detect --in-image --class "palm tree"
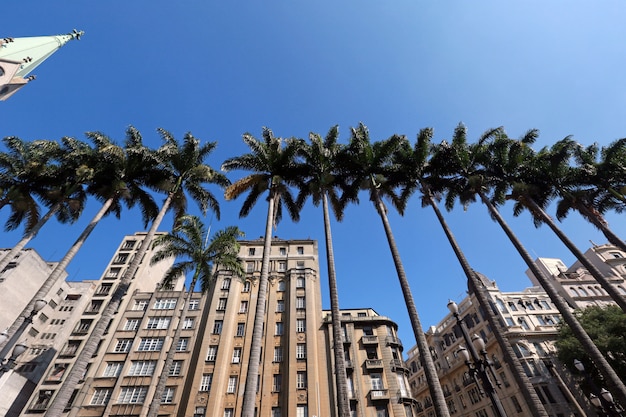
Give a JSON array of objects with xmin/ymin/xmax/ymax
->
[
  {"xmin": 340, "ymin": 123, "xmax": 450, "ymax": 417},
  {"xmin": 45, "ymin": 128, "xmax": 229, "ymax": 417},
  {"xmin": 146, "ymin": 216, "xmax": 244, "ymax": 417},
  {"xmin": 0, "ymin": 137, "xmax": 86, "ymax": 273},
  {"xmin": 429, "ymin": 124, "xmax": 626, "ymax": 408},
  {"xmin": 295, "ymin": 126, "xmax": 351, "ymax": 417},
  {"xmin": 222, "ymin": 127, "xmax": 303, "ymax": 417},
  {"xmin": 3, "ymin": 129, "xmax": 160, "ymax": 343},
  {"xmin": 395, "ymin": 127, "xmax": 549, "ymax": 416}
]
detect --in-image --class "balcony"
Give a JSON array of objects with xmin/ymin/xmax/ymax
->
[
  {"xmin": 369, "ymin": 389, "xmax": 389, "ymax": 401},
  {"xmin": 397, "ymin": 390, "xmax": 419, "ymax": 404},
  {"xmin": 361, "ymin": 335, "xmax": 378, "ymax": 345},
  {"xmin": 365, "ymin": 359, "xmax": 383, "ymax": 370},
  {"xmin": 341, "ymin": 334, "xmax": 352, "ymax": 344},
  {"xmin": 390, "ymin": 358, "xmax": 409, "ymax": 374},
  {"xmin": 386, "ymin": 335, "xmax": 403, "ymax": 349}
]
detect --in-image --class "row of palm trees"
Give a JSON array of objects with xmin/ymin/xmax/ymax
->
[{"xmin": 1, "ymin": 124, "xmax": 625, "ymax": 416}]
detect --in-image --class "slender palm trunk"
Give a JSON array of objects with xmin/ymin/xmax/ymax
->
[
  {"xmin": 372, "ymin": 192, "xmax": 450, "ymax": 417},
  {"xmin": 576, "ymin": 202, "xmax": 626, "ymax": 253},
  {"xmin": 2, "ymin": 198, "xmax": 114, "ymax": 346},
  {"xmin": 522, "ymin": 196, "xmax": 626, "ymax": 313},
  {"xmin": 0, "ymin": 202, "xmax": 61, "ymax": 273},
  {"xmin": 45, "ymin": 193, "xmax": 174, "ymax": 417},
  {"xmin": 425, "ymin": 193, "xmax": 548, "ymax": 417},
  {"xmin": 322, "ymin": 193, "xmax": 350, "ymax": 417},
  {"xmin": 241, "ymin": 189, "xmax": 275, "ymax": 417},
  {"xmin": 478, "ymin": 191, "xmax": 626, "ymax": 408},
  {"xmin": 146, "ymin": 273, "xmax": 197, "ymax": 417}
]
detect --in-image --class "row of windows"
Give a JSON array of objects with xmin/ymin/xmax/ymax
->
[
  {"xmin": 247, "ymin": 246, "xmax": 305, "ymax": 256},
  {"xmin": 102, "ymin": 360, "xmax": 184, "ymax": 378},
  {"xmin": 205, "ymin": 344, "xmax": 306, "ymax": 362},
  {"xmin": 131, "ymin": 298, "xmax": 201, "ymax": 311},
  {"xmin": 221, "ymin": 277, "xmax": 306, "ymax": 291},
  {"xmin": 91, "ymin": 386, "xmax": 175, "ymax": 405},
  {"xmin": 123, "ymin": 317, "xmax": 195, "ymax": 331},
  {"xmin": 113, "ymin": 338, "xmax": 189, "ymax": 353}
]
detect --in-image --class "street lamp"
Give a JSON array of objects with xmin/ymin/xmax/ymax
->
[
  {"xmin": 0, "ymin": 299, "xmax": 46, "ymax": 377},
  {"xmin": 448, "ymin": 300, "xmax": 508, "ymax": 417},
  {"xmin": 574, "ymin": 359, "xmax": 624, "ymax": 417}
]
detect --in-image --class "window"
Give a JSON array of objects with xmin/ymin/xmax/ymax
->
[
  {"xmin": 297, "ymin": 405, "xmax": 308, "ymax": 417},
  {"xmin": 370, "ymin": 373, "xmax": 384, "ymax": 390},
  {"xmin": 239, "ymin": 300, "xmax": 249, "ymax": 313},
  {"xmin": 113, "ymin": 253, "xmax": 129, "ymax": 264},
  {"xmin": 272, "ymin": 407, "xmax": 282, "ymax": 417},
  {"xmin": 194, "ymin": 407, "xmax": 207, "ymax": 417},
  {"xmin": 217, "ymin": 298, "xmax": 227, "ymax": 310},
  {"xmin": 118, "ymin": 386, "xmax": 147, "ymax": 404},
  {"xmin": 146, "ymin": 317, "xmax": 171, "ymax": 329},
  {"xmin": 611, "ymin": 251, "xmax": 623, "ymax": 258},
  {"xmin": 296, "ymin": 319, "xmax": 306, "ymax": 332},
  {"xmin": 296, "ymin": 277, "xmax": 305, "ymax": 288},
  {"xmin": 47, "ymin": 363, "xmax": 67, "ymax": 381},
  {"xmin": 279, "ymin": 247, "xmax": 286, "ymax": 255},
  {"xmin": 242, "ymin": 281, "xmax": 251, "ymax": 292},
  {"xmin": 161, "ymin": 387, "xmax": 175, "ymax": 403},
  {"xmin": 296, "ymin": 343, "xmax": 306, "ymax": 359},
  {"xmin": 124, "ymin": 319, "xmax": 140, "ymax": 331},
  {"xmin": 276, "ymin": 300, "xmax": 284, "ymax": 312},
  {"xmin": 213, "ymin": 320, "xmax": 223, "ymax": 334},
  {"xmin": 277, "ymin": 280, "xmax": 286, "ymax": 291},
  {"xmin": 28, "ymin": 327, "xmax": 39, "ymax": 337},
  {"xmin": 507, "ymin": 301, "xmax": 518, "ymax": 311},
  {"xmin": 129, "ymin": 361, "xmax": 156, "ymax": 376},
  {"xmin": 137, "ymin": 338, "xmax": 164, "ymax": 351},
  {"xmin": 169, "ymin": 360, "xmax": 183, "ymax": 376},
  {"xmin": 278, "ymin": 261, "xmax": 286, "ymax": 271},
  {"xmin": 518, "ymin": 317, "xmax": 530, "ymax": 330},
  {"xmin": 248, "ymin": 248, "xmax": 256, "ymax": 256},
  {"xmin": 206, "ymin": 346, "xmax": 218, "ymax": 361},
  {"xmin": 74, "ymin": 319, "xmax": 92, "ymax": 334},
  {"xmin": 227, "ymin": 376, "xmax": 237, "ymax": 393},
  {"xmin": 224, "ymin": 409, "xmax": 234, "ymax": 417},
  {"xmin": 232, "ymin": 347, "xmax": 242, "ymax": 363},
  {"xmin": 91, "ymin": 388, "xmax": 112, "ymax": 405},
  {"xmin": 221, "ymin": 278, "xmax": 231, "ymax": 289},
  {"xmin": 114, "ymin": 339, "xmax": 132, "ymax": 353},
  {"xmin": 505, "ymin": 317, "xmax": 515, "ymax": 326},
  {"xmin": 273, "ymin": 346, "xmax": 283, "ymax": 362},
  {"xmin": 154, "ymin": 299, "xmax": 176, "ymax": 309},
  {"xmin": 188, "ymin": 299, "xmax": 200, "ymax": 310},
  {"xmin": 296, "ymin": 297, "xmax": 305, "ymax": 309},
  {"xmin": 297, "ymin": 246, "xmax": 304, "ymax": 255},
  {"xmin": 176, "ymin": 338, "xmax": 189, "ymax": 351},
  {"xmin": 540, "ymin": 300, "xmax": 550, "ymax": 309},
  {"xmin": 272, "ymin": 374, "xmax": 282, "ymax": 392},
  {"xmin": 200, "ymin": 373, "xmax": 212, "ymax": 391},
  {"xmin": 103, "ymin": 362, "xmax": 123, "ymax": 377},
  {"xmin": 246, "ymin": 262, "xmax": 255, "ymax": 273},
  {"xmin": 182, "ymin": 317, "xmax": 195, "ymax": 329},
  {"xmin": 236, "ymin": 323, "xmax": 245, "ymax": 337},
  {"xmin": 106, "ymin": 267, "xmax": 121, "ymax": 279},
  {"xmin": 375, "ymin": 406, "xmax": 388, "ymax": 417},
  {"xmin": 275, "ymin": 322, "xmax": 284, "ymax": 335},
  {"xmin": 133, "ymin": 299, "xmax": 148, "ymax": 311},
  {"xmin": 123, "ymin": 239, "xmax": 136, "ymax": 249},
  {"xmin": 297, "ymin": 371, "xmax": 307, "ymax": 388},
  {"xmin": 296, "ymin": 260, "xmax": 305, "ymax": 269}
]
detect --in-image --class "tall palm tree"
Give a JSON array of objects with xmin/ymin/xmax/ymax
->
[
  {"xmin": 222, "ymin": 127, "xmax": 303, "ymax": 417},
  {"xmin": 45, "ymin": 128, "xmax": 229, "ymax": 417},
  {"xmin": 295, "ymin": 126, "xmax": 351, "ymax": 417},
  {"xmin": 340, "ymin": 123, "xmax": 450, "ymax": 417},
  {"xmin": 429, "ymin": 124, "xmax": 626, "ymax": 408},
  {"xmin": 395, "ymin": 127, "xmax": 549, "ymax": 416},
  {"xmin": 3, "ymin": 129, "xmax": 160, "ymax": 342},
  {"xmin": 146, "ymin": 216, "xmax": 244, "ymax": 417},
  {"xmin": 0, "ymin": 137, "xmax": 86, "ymax": 273}
]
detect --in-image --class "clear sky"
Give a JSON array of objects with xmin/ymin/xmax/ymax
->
[{"xmin": 2, "ymin": 1, "xmax": 626, "ymax": 350}]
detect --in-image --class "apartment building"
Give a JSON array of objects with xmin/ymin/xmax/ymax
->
[{"xmin": 322, "ymin": 308, "xmax": 418, "ymax": 417}]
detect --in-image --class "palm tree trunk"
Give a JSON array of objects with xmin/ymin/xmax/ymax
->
[
  {"xmin": 372, "ymin": 192, "xmax": 450, "ymax": 417},
  {"xmin": 522, "ymin": 196, "xmax": 626, "ymax": 313},
  {"xmin": 576, "ymin": 201, "xmax": 626, "ymax": 253},
  {"xmin": 146, "ymin": 273, "xmax": 197, "ymax": 417},
  {"xmin": 45, "ymin": 193, "xmax": 174, "ymax": 417},
  {"xmin": 2, "ymin": 197, "xmax": 114, "ymax": 346},
  {"xmin": 425, "ymin": 192, "xmax": 548, "ymax": 417},
  {"xmin": 241, "ymin": 188, "xmax": 275, "ymax": 417},
  {"xmin": 322, "ymin": 192, "xmax": 350, "ymax": 417},
  {"xmin": 0, "ymin": 202, "xmax": 60, "ymax": 273},
  {"xmin": 478, "ymin": 191, "xmax": 626, "ymax": 408}
]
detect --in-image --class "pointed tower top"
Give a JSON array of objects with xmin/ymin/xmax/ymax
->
[{"xmin": 0, "ymin": 29, "xmax": 83, "ymax": 77}]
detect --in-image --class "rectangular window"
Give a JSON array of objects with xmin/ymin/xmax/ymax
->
[
  {"xmin": 176, "ymin": 338, "xmax": 189, "ymax": 351},
  {"xmin": 217, "ymin": 298, "xmax": 227, "ymax": 311},
  {"xmin": 47, "ymin": 363, "xmax": 67, "ymax": 382},
  {"xmin": 297, "ymin": 371, "xmax": 307, "ymax": 389},
  {"xmin": 133, "ymin": 300, "xmax": 149, "ymax": 311},
  {"xmin": 182, "ymin": 317, "xmax": 195, "ymax": 329},
  {"xmin": 242, "ymin": 281, "xmax": 251, "ymax": 292},
  {"xmin": 297, "ymin": 246, "xmax": 304, "ymax": 255},
  {"xmin": 276, "ymin": 300, "xmax": 284, "ymax": 312},
  {"xmin": 297, "ymin": 405, "xmax": 308, "ymax": 417},
  {"xmin": 146, "ymin": 317, "xmax": 171, "ymax": 329},
  {"xmin": 118, "ymin": 386, "xmax": 147, "ymax": 404},
  {"xmin": 275, "ymin": 322, "xmax": 284, "ymax": 336},
  {"xmin": 188, "ymin": 299, "xmax": 200, "ymax": 310},
  {"xmin": 296, "ymin": 297, "xmax": 305, "ymax": 309},
  {"xmin": 272, "ymin": 374, "xmax": 282, "ymax": 392},
  {"xmin": 296, "ymin": 260, "xmax": 305, "ymax": 269},
  {"xmin": 239, "ymin": 300, "xmax": 248, "ymax": 313},
  {"xmin": 103, "ymin": 362, "xmax": 123, "ymax": 377},
  {"xmin": 169, "ymin": 360, "xmax": 183, "ymax": 376},
  {"xmin": 227, "ymin": 376, "xmax": 237, "ymax": 393},
  {"xmin": 137, "ymin": 338, "xmax": 164, "ymax": 351},
  {"xmin": 273, "ymin": 346, "xmax": 283, "ymax": 362},
  {"xmin": 113, "ymin": 253, "xmax": 129, "ymax": 264},
  {"xmin": 161, "ymin": 387, "xmax": 175, "ymax": 403},
  {"xmin": 224, "ymin": 409, "xmax": 234, "ymax": 417},
  {"xmin": 296, "ymin": 319, "xmax": 306, "ymax": 333},
  {"xmin": 279, "ymin": 247, "xmax": 286, "ymax": 255},
  {"xmin": 123, "ymin": 239, "xmax": 136, "ymax": 249},
  {"xmin": 106, "ymin": 267, "xmax": 121, "ymax": 279},
  {"xmin": 272, "ymin": 407, "xmax": 282, "ymax": 417},
  {"xmin": 221, "ymin": 278, "xmax": 231, "ymax": 289},
  {"xmin": 200, "ymin": 373, "xmax": 212, "ymax": 391},
  {"xmin": 246, "ymin": 262, "xmax": 255, "ymax": 273},
  {"xmin": 114, "ymin": 339, "xmax": 132, "ymax": 353},
  {"xmin": 278, "ymin": 261, "xmax": 286, "ymax": 271},
  {"xmin": 370, "ymin": 373, "xmax": 384, "ymax": 390},
  {"xmin": 129, "ymin": 361, "xmax": 156, "ymax": 376},
  {"xmin": 154, "ymin": 299, "xmax": 176, "ymax": 310},
  {"xmin": 248, "ymin": 248, "xmax": 256, "ymax": 256},
  {"xmin": 236, "ymin": 323, "xmax": 245, "ymax": 337},
  {"xmin": 206, "ymin": 346, "xmax": 218, "ymax": 361},
  {"xmin": 213, "ymin": 320, "xmax": 223, "ymax": 334},
  {"xmin": 296, "ymin": 343, "xmax": 306, "ymax": 359},
  {"xmin": 296, "ymin": 277, "xmax": 305, "ymax": 288},
  {"xmin": 232, "ymin": 347, "xmax": 242, "ymax": 363},
  {"xmin": 91, "ymin": 388, "xmax": 112, "ymax": 405}
]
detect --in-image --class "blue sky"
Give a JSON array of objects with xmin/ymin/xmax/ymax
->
[{"xmin": 2, "ymin": 1, "xmax": 626, "ymax": 348}]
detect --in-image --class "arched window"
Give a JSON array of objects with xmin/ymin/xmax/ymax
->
[
  {"xmin": 578, "ymin": 286, "xmax": 589, "ymax": 296},
  {"xmin": 569, "ymin": 287, "xmax": 580, "ymax": 297},
  {"xmin": 277, "ymin": 280, "xmax": 286, "ymax": 291},
  {"xmin": 513, "ymin": 343, "xmax": 532, "ymax": 358}
]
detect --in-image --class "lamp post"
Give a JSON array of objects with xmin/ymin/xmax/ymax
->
[
  {"xmin": 575, "ymin": 360, "xmax": 623, "ymax": 417},
  {"xmin": 0, "ymin": 299, "xmax": 46, "ymax": 377},
  {"xmin": 448, "ymin": 300, "xmax": 508, "ymax": 417}
]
